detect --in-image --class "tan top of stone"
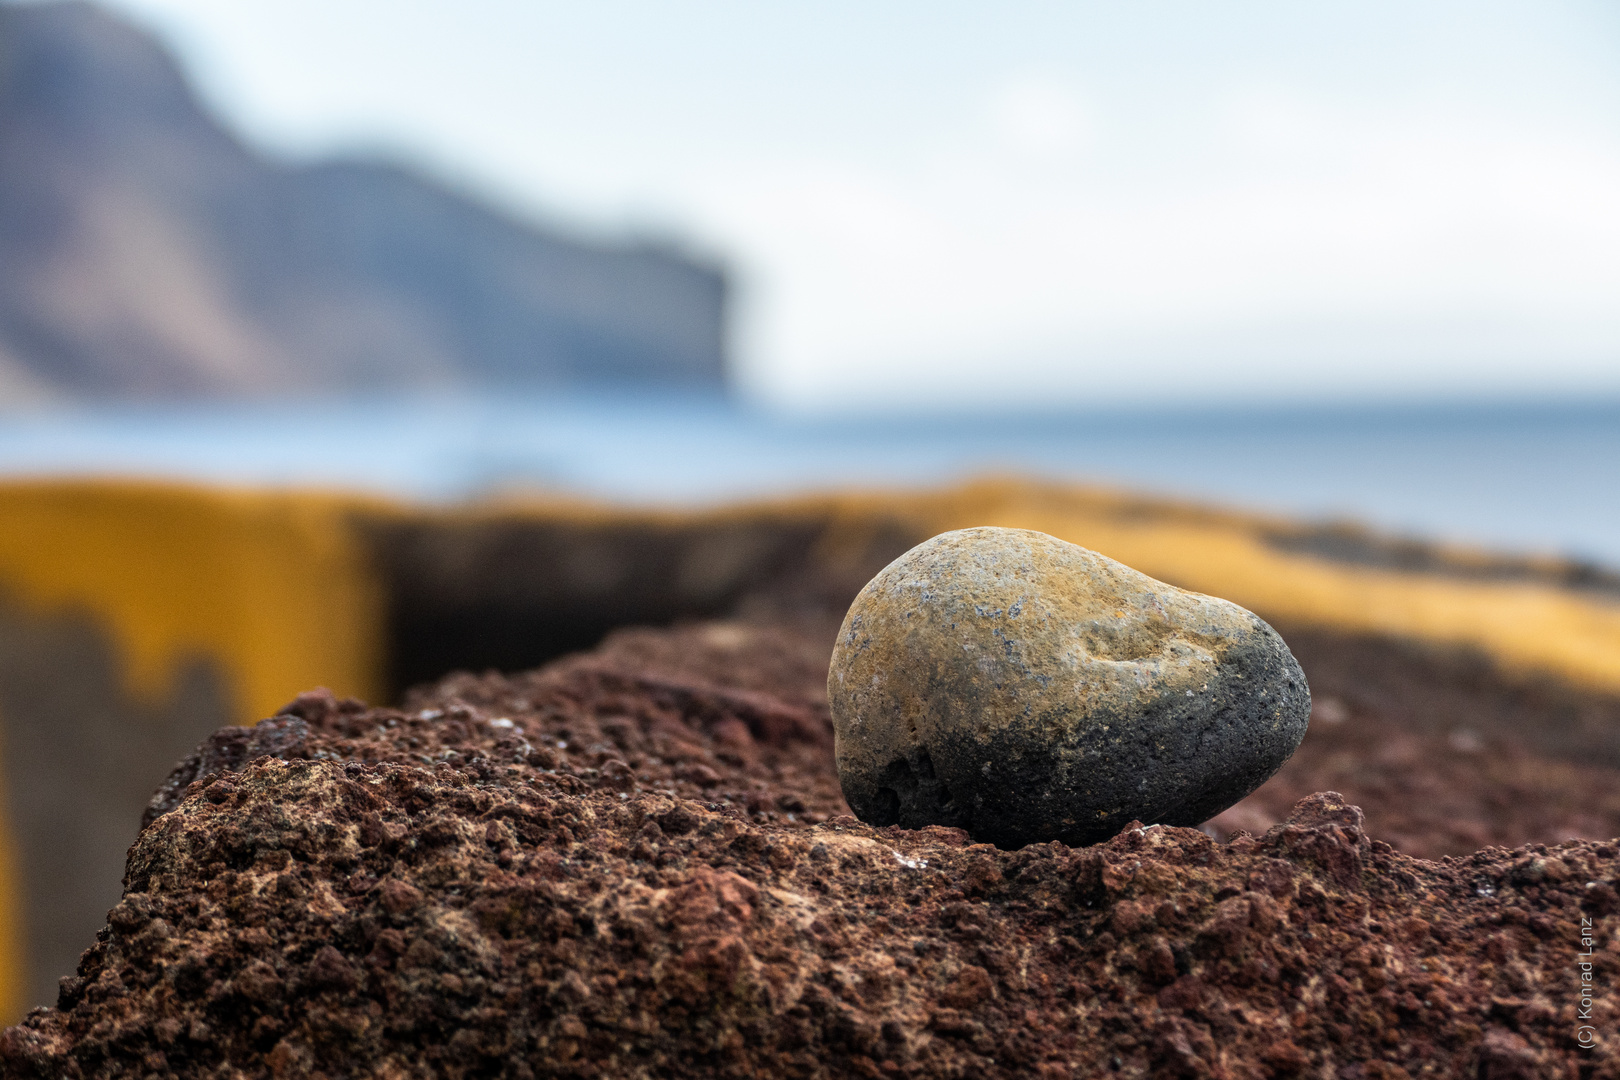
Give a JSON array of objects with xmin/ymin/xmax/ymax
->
[{"xmin": 831, "ymin": 527, "xmax": 1272, "ymax": 765}]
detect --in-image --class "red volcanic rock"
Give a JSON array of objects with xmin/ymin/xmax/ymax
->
[{"xmin": 3, "ymin": 622, "xmax": 1618, "ymax": 1079}]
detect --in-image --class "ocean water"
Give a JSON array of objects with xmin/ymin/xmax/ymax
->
[{"xmin": 0, "ymin": 394, "xmax": 1617, "ymax": 569}]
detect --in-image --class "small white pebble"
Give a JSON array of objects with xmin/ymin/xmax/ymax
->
[
  {"xmin": 489, "ymin": 718, "xmax": 515, "ymax": 730},
  {"xmin": 893, "ymin": 851, "xmax": 928, "ymax": 870}
]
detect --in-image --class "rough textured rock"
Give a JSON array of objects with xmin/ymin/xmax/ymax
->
[
  {"xmin": 829, "ymin": 528, "xmax": 1310, "ymax": 848},
  {"xmin": 3, "ymin": 618, "xmax": 1619, "ymax": 1079}
]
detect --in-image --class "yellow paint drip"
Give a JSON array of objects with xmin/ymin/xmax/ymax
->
[{"xmin": 0, "ymin": 479, "xmax": 386, "ymax": 723}]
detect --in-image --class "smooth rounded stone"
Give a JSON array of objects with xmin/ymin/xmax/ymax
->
[{"xmin": 828, "ymin": 526, "xmax": 1310, "ymax": 848}]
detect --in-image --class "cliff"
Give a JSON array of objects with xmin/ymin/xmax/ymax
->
[{"xmin": 0, "ymin": 2, "xmax": 728, "ymax": 402}]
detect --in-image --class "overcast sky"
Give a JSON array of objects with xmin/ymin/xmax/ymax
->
[{"xmin": 67, "ymin": 0, "xmax": 1620, "ymax": 411}]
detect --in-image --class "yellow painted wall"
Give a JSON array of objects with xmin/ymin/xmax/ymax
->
[{"xmin": 0, "ymin": 480, "xmax": 386, "ymax": 722}]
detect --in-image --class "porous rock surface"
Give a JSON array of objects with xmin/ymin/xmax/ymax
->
[
  {"xmin": 830, "ymin": 528, "xmax": 1310, "ymax": 847},
  {"xmin": 3, "ymin": 621, "xmax": 1617, "ymax": 1080}
]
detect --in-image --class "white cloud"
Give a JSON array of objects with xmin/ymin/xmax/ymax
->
[
  {"xmin": 691, "ymin": 83, "xmax": 1620, "ymax": 409},
  {"xmin": 987, "ymin": 73, "xmax": 1094, "ymax": 161}
]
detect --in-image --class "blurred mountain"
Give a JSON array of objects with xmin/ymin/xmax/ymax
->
[{"xmin": 0, "ymin": 2, "xmax": 727, "ymax": 403}]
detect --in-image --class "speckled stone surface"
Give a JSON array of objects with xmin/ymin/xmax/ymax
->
[{"xmin": 828, "ymin": 527, "xmax": 1310, "ymax": 847}]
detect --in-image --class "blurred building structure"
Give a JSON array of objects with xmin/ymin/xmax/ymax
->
[{"xmin": 0, "ymin": 2, "xmax": 728, "ymax": 404}]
